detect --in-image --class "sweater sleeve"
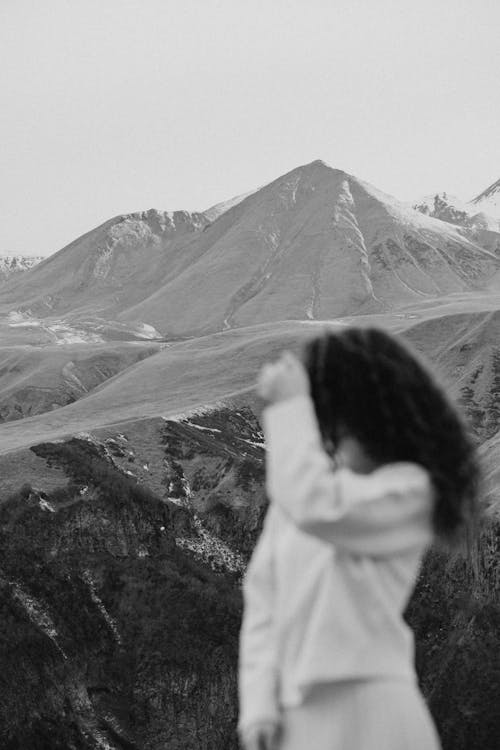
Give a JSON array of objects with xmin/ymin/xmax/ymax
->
[
  {"xmin": 238, "ymin": 504, "xmax": 281, "ymax": 735},
  {"xmin": 262, "ymin": 394, "xmax": 434, "ymax": 556}
]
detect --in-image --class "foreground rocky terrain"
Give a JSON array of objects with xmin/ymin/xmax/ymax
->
[
  {"xmin": 0, "ymin": 406, "xmax": 265, "ymax": 749},
  {"xmin": 0, "ymin": 398, "xmax": 499, "ymax": 749}
]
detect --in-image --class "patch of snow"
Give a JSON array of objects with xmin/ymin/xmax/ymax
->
[
  {"xmin": 7, "ymin": 310, "xmax": 40, "ymax": 327},
  {"xmin": 0, "ymin": 256, "xmax": 42, "ymax": 279},
  {"xmin": 280, "ymin": 174, "xmax": 301, "ymax": 208},
  {"xmin": 167, "ymin": 496, "xmax": 184, "ymax": 506},
  {"xmin": 163, "ymin": 401, "xmax": 227, "ymax": 423},
  {"xmin": 413, "ymin": 192, "xmax": 469, "ymax": 214},
  {"xmin": 10, "ymin": 582, "xmax": 67, "ymax": 658},
  {"xmin": 49, "ymin": 323, "xmax": 104, "ymax": 344},
  {"xmin": 6, "ymin": 311, "xmax": 105, "ymax": 344},
  {"xmin": 470, "ymin": 178, "xmax": 500, "ymax": 219},
  {"xmin": 82, "ymin": 569, "xmax": 122, "ymax": 644},
  {"xmin": 189, "ymin": 424, "xmax": 222, "ymax": 433},
  {"xmin": 133, "ymin": 321, "xmax": 163, "ymax": 339},
  {"xmin": 411, "ymin": 191, "xmax": 500, "ymax": 230},
  {"xmin": 39, "ymin": 498, "xmax": 56, "ymax": 512},
  {"xmin": 241, "ymin": 438, "xmax": 265, "ymax": 448}
]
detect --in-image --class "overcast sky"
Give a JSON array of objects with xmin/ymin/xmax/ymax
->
[{"xmin": 1, "ymin": 0, "xmax": 499, "ymax": 257}]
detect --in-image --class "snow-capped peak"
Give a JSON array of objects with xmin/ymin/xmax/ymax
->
[
  {"xmin": 470, "ymin": 177, "xmax": 500, "ymax": 220},
  {"xmin": 412, "ymin": 191, "xmax": 500, "ymax": 231},
  {"xmin": 0, "ymin": 255, "xmax": 43, "ymax": 281}
]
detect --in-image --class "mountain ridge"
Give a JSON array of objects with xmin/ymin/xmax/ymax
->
[
  {"xmin": 0, "ymin": 255, "xmax": 43, "ymax": 282},
  {"xmin": 471, "ymin": 176, "xmax": 500, "ymax": 218},
  {"xmin": 3, "ymin": 160, "xmax": 500, "ymax": 340}
]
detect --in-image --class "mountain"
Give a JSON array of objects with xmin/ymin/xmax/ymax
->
[
  {"xmin": 2, "ymin": 161, "xmax": 500, "ymax": 340},
  {"xmin": 471, "ymin": 177, "xmax": 500, "ymax": 219},
  {"xmin": 0, "ymin": 209, "xmax": 209, "ymax": 322},
  {"xmin": 0, "ymin": 255, "xmax": 43, "ymax": 282},
  {"xmin": 413, "ymin": 192, "xmax": 500, "ymax": 231}
]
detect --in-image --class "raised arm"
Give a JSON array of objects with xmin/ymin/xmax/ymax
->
[
  {"xmin": 238, "ymin": 504, "xmax": 281, "ymax": 738},
  {"xmin": 262, "ymin": 394, "xmax": 434, "ymax": 556}
]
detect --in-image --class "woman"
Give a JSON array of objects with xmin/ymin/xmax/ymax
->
[{"xmin": 237, "ymin": 327, "xmax": 479, "ymax": 750}]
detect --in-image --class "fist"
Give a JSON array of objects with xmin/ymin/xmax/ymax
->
[
  {"xmin": 256, "ymin": 350, "xmax": 310, "ymax": 405},
  {"xmin": 240, "ymin": 720, "xmax": 282, "ymax": 750}
]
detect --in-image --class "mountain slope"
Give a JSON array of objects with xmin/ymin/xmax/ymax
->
[
  {"xmin": 203, "ymin": 190, "xmax": 256, "ymax": 222},
  {"xmin": 2, "ymin": 298, "xmax": 500, "ymax": 459},
  {"xmin": 0, "ymin": 321, "xmax": 311, "ymax": 455},
  {"xmin": 0, "ymin": 341, "xmax": 161, "ymax": 423},
  {"xmin": 0, "ymin": 209, "xmax": 209, "ymax": 319},
  {"xmin": 119, "ymin": 161, "xmax": 500, "ymax": 336}
]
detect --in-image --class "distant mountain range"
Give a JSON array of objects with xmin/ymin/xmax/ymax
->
[
  {"xmin": 470, "ymin": 177, "xmax": 500, "ymax": 218},
  {"xmin": 0, "ymin": 255, "xmax": 43, "ymax": 282},
  {"xmin": 2, "ymin": 161, "xmax": 500, "ymax": 340},
  {"xmin": 413, "ymin": 191, "xmax": 500, "ymax": 232}
]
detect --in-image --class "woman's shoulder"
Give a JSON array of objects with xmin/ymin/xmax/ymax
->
[
  {"xmin": 375, "ymin": 460, "xmax": 431, "ymax": 484},
  {"xmin": 339, "ymin": 460, "xmax": 434, "ymax": 500}
]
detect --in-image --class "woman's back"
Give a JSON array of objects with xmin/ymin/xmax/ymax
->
[
  {"xmin": 239, "ymin": 395, "xmax": 435, "ymax": 729},
  {"xmin": 238, "ymin": 328, "xmax": 479, "ymax": 750}
]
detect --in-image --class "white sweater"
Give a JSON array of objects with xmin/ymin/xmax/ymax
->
[{"xmin": 238, "ymin": 394, "xmax": 435, "ymax": 735}]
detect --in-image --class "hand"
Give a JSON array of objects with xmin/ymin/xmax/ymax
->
[
  {"xmin": 256, "ymin": 350, "xmax": 310, "ymax": 405},
  {"xmin": 240, "ymin": 720, "xmax": 282, "ymax": 750}
]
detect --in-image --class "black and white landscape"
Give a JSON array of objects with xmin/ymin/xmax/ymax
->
[{"xmin": 0, "ymin": 160, "xmax": 500, "ymax": 748}]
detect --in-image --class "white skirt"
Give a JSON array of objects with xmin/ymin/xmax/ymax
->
[{"xmin": 278, "ymin": 679, "xmax": 441, "ymax": 750}]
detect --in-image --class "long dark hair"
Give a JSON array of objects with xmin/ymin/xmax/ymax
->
[{"xmin": 303, "ymin": 326, "xmax": 481, "ymax": 544}]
